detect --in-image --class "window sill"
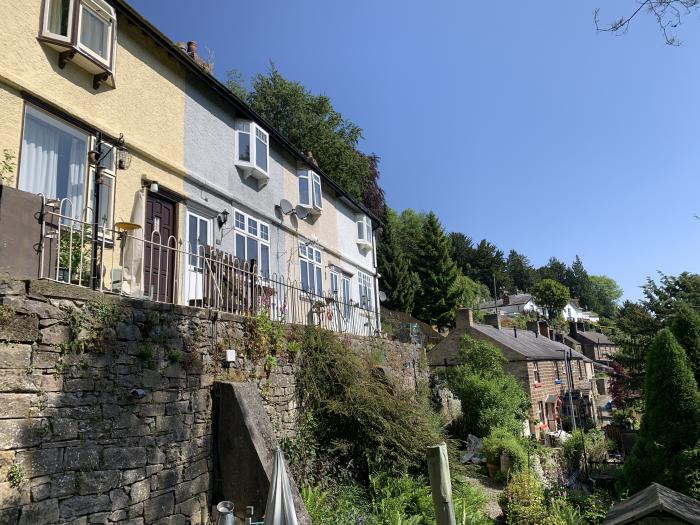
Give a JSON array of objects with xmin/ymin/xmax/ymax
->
[
  {"xmin": 298, "ymin": 204, "xmax": 322, "ymax": 216},
  {"xmin": 356, "ymin": 239, "xmax": 372, "ymax": 253},
  {"xmin": 236, "ymin": 162, "xmax": 269, "ymax": 189},
  {"xmin": 38, "ymin": 36, "xmax": 115, "ymax": 89},
  {"xmin": 533, "ymin": 382, "xmax": 542, "ymax": 388}
]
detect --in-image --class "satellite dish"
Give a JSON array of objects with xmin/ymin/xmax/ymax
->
[
  {"xmin": 378, "ymin": 291, "xmax": 387, "ymax": 302},
  {"xmin": 279, "ymin": 199, "xmax": 293, "ymax": 215},
  {"xmin": 294, "ymin": 205, "xmax": 309, "ymax": 220}
]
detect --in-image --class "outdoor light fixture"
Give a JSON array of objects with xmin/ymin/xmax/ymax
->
[
  {"xmin": 142, "ymin": 179, "xmax": 159, "ymax": 193},
  {"xmin": 88, "ymin": 133, "xmax": 130, "ymax": 169},
  {"xmin": 217, "ymin": 210, "xmax": 230, "ymax": 228}
]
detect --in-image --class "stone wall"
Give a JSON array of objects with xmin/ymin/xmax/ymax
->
[{"xmin": 0, "ymin": 277, "xmax": 424, "ymax": 524}]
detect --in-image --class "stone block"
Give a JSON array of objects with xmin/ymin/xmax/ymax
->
[
  {"xmin": 0, "ymin": 314, "xmax": 38, "ymax": 343},
  {"xmin": 0, "ymin": 394, "xmax": 32, "ymax": 419},
  {"xmin": 116, "ymin": 323, "xmax": 141, "ymax": 341},
  {"xmin": 121, "ymin": 469, "xmax": 146, "ymax": 485},
  {"xmin": 64, "ymin": 379, "xmax": 95, "ymax": 392},
  {"xmin": 50, "ymin": 472, "xmax": 76, "ymax": 498},
  {"xmin": 77, "ymin": 470, "xmax": 120, "ymax": 495},
  {"xmin": 0, "ymin": 507, "xmax": 20, "ymax": 524},
  {"xmin": 103, "ymin": 447, "xmax": 147, "ymax": 469},
  {"xmin": 182, "ymin": 459, "xmax": 207, "ymax": 481},
  {"xmin": 16, "ymin": 448, "xmax": 62, "ymax": 477},
  {"xmin": 30, "ymin": 482, "xmax": 50, "ymax": 502},
  {"xmin": 18, "ymin": 498, "xmax": 59, "ymax": 525},
  {"xmin": 0, "ymin": 419, "xmax": 42, "ymax": 450},
  {"xmin": 16, "ymin": 300, "xmax": 64, "ymax": 320},
  {"xmin": 129, "ymin": 479, "xmax": 150, "ymax": 504},
  {"xmin": 59, "ymin": 494, "xmax": 110, "ymax": 518},
  {"xmin": 87, "ymin": 511, "xmax": 109, "ymax": 524},
  {"xmin": 39, "ymin": 323, "xmax": 69, "ymax": 345},
  {"xmin": 0, "ymin": 371, "xmax": 40, "ymax": 393},
  {"xmin": 0, "ymin": 452, "xmax": 13, "ymax": 480},
  {"xmin": 0, "ymin": 344, "xmax": 31, "ymax": 369},
  {"xmin": 156, "ymin": 467, "xmax": 181, "ymax": 490},
  {"xmin": 32, "ymin": 351, "xmax": 60, "ymax": 369},
  {"xmin": 64, "ymin": 447, "xmax": 100, "ymax": 470},
  {"xmin": 173, "ymin": 474, "xmax": 208, "ymax": 504},
  {"xmin": 110, "ymin": 488, "xmax": 129, "ymax": 510},
  {"xmin": 143, "ymin": 492, "xmax": 174, "ymax": 522},
  {"xmin": 0, "ymin": 481, "xmax": 30, "ymax": 510}
]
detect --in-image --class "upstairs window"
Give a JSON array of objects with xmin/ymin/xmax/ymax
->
[
  {"xmin": 298, "ymin": 169, "xmax": 322, "ymax": 212},
  {"xmin": 299, "ymin": 242, "xmax": 322, "ymax": 296},
  {"xmin": 235, "ymin": 121, "xmax": 269, "ymax": 188},
  {"xmin": 532, "ymin": 362, "xmax": 541, "ymax": 383},
  {"xmin": 356, "ymin": 215, "xmax": 373, "ymax": 250},
  {"xmin": 40, "ymin": 0, "xmax": 116, "ymax": 85}
]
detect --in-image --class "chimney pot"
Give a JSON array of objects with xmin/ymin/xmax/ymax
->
[
  {"xmin": 514, "ymin": 327, "xmax": 517, "ymax": 338},
  {"xmin": 187, "ymin": 41, "xmax": 197, "ymax": 57},
  {"xmin": 456, "ymin": 308, "xmax": 474, "ymax": 330},
  {"xmin": 484, "ymin": 313, "xmax": 501, "ymax": 330}
]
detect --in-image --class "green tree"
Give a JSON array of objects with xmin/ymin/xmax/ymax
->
[
  {"xmin": 412, "ymin": 212, "xmax": 460, "ymax": 329},
  {"xmin": 447, "ymin": 336, "xmax": 530, "ymax": 438},
  {"xmin": 669, "ymin": 302, "xmax": 700, "ymax": 386},
  {"xmin": 453, "ymin": 272, "xmax": 491, "ymax": 311},
  {"xmin": 394, "ymin": 209, "xmax": 427, "ymax": 268},
  {"xmin": 565, "ymin": 255, "xmax": 593, "ymax": 307},
  {"xmin": 468, "ymin": 239, "xmax": 511, "ymax": 293},
  {"xmin": 532, "ymin": 279, "xmax": 570, "ymax": 320},
  {"xmin": 376, "ymin": 209, "xmax": 419, "ymax": 313},
  {"xmin": 537, "ymin": 257, "xmax": 569, "ymax": 285},
  {"xmin": 624, "ymin": 329, "xmax": 700, "ymax": 497},
  {"xmin": 244, "ymin": 64, "xmax": 374, "ymax": 205},
  {"xmin": 588, "ymin": 275, "xmax": 623, "ymax": 318},
  {"xmin": 225, "ymin": 68, "xmax": 249, "ymax": 101},
  {"xmin": 506, "ymin": 250, "xmax": 537, "ymax": 292}
]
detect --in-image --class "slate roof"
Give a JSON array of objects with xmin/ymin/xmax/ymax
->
[
  {"xmin": 477, "ymin": 294, "xmax": 534, "ymax": 310},
  {"xmin": 604, "ymin": 483, "xmax": 700, "ymax": 525},
  {"xmin": 470, "ymin": 324, "xmax": 590, "ymax": 362},
  {"xmin": 575, "ymin": 330, "xmax": 613, "ymax": 345}
]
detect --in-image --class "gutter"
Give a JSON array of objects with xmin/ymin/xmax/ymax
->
[{"xmin": 112, "ymin": 0, "xmax": 383, "ymax": 227}]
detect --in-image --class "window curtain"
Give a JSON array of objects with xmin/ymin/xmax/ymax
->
[
  {"xmin": 68, "ymin": 138, "xmax": 86, "ymax": 220},
  {"xmin": 80, "ymin": 8, "xmax": 107, "ymax": 58},
  {"xmin": 19, "ymin": 115, "xmax": 59, "ymax": 203}
]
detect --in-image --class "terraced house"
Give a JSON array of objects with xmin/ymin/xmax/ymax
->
[{"xmin": 0, "ymin": 0, "xmax": 381, "ymax": 335}]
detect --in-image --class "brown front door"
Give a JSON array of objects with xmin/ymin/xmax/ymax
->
[{"xmin": 144, "ymin": 193, "xmax": 176, "ymax": 303}]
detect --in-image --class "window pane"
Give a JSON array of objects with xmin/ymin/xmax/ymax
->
[
  {"xmin": 248, "ymin": 218, "xmax": 257, "ymax": 236},
  {"xmin": 260, "ymin": 224, "xmax": 269, "ymax": 241},
  {"xmin": 19, "ymin": 109, "xmax": 87, "ymax": 220},
  {"xmin": 47, "ymin": 0, "xmax": 71, "ymax": 36},
  {"xmin": 366, "ymin": 222, "xmax": 372, "ymax": 244},
  {"xmin": 198, "ymin": 218, "xmax": 208, "ymax": 246},
  {"xmin": 234, "ymin": 212, "xmax": 245, "ymax": 230},
  {"xmin": 98, "ymin": 145, "xmax": 114, "ymax": 170},
  {"xmin": 260, "ymin": 245, "xmax": 270, "ymax": 277},
  {"xmin": 314, "ymin": 249, "xmax": 321, "ymax": 264},
  {"xmin": 246, "ymin": 238, "xmax": 258, "ymax": 266},
  {"xmin": 255, "ymin": 136, "xmax": 268, "ymax": 172},
  {"xmin": 298, "ymin": 174, "xmax": 310, "ymax": 206},
  {"xmin": 98, "ymin": 175, "xmax": 113, "ymax": 228},
  {"xmin": 308, "ymin": 264, "xmax": 316, "ymax": 293},
  {"xmin": 80, "ymin": 6, "xmax": 109, "ymax": 59},
  {"xmin": 312, "ymin": 177, "xmax": 322, "ymax": 208},
  {"xmin": 300, "ymin": 261, "xmax": 309, "ymax": 291},
  {"xmin": 315, "ymin": 267, "xmax": 323, "ymax": 295},
  {"xmin": 330, "ymin": 273, "xmax": 338, "ymax": 294},
  {"xmin": 238, "ymin": 132, "xmax": 250, "ymax": 162},
  {"xmin": 188, "ymin": 215, "xmax": 198, "ymax": 266},
  {"xmin": 235, "ymin": 233, "xmax": 246, "ymax": 261},
  {"xmin": 357, "ymin": 221, "xmax": 364, "ymax": 240}
]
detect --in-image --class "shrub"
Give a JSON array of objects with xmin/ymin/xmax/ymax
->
[
  {"xmin": 482, "ymin": 428, "xmax": 527, "ymax": 471},
  {"xmin": 562, "ymin": 429, "xmax": 611, "ymax": 472},
  {"xmin": 548, "ymin": 498, "xmax": 584, "ymax": 525},
  {"xmin": 499, "ymin": 470, "xmax": 546, "ymax": 524}
]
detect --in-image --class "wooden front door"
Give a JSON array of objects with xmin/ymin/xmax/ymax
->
[{"xmin": 144, "ymin": 193, "xmax": 176, "ymax": 303}]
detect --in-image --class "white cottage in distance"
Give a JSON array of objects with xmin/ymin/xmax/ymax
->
[{"xmin": 478, "ymin": 294, "xmax": 599, "ymax": 323}]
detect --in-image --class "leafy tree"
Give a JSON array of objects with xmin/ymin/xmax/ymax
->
[
  {"xmin": 624, "ymin": 329, "xmax": 700, "ymax": 497},
  {"xmin": 244, "ymin": 64, "xmax": 373, "ymax": 204},
  {"xmin": 467, "ymin": 239, "xmax": 511, "ymax": 294},
  {"xmin": 394, "ymin": 209, "xmax": 427, "ymax": 268},
  {"xmin": 565, "ymin": 255, "xmax": 593, "ymax": 307},
  {"xmin": 449, "ymin": 232, "xmax": 475, "ymax": 277},
  {"xmin": 588, "ymin": 275, "xmax": 623, "ymax": 318},
  {"xmin": 537, "ymin": 257, "xmax": 569, "ymax": 285},
  {"xmin": 376, "ymin": 209, "xmax": 419, "ymax": 313},
  {"xmin": 532, "ymin": 279, "xmax": 570, "ymax": 320},
  {"xmin": 412, "ymin": 212, "xmax": 460, "ymax": 329},
  {"xmin": 669, "ymin": 302, "xmax": 700, "ymax": 386},
  {"xmin": 225, "ymin": 68, "xmax": 249, "ymax": 101},
  {"xmin": 446, "ymin": 336, "xmax": 530, "ymax": 437},
  {"xmin": 506, "ymin": 250, "xmax": 536, "ymax": 292},
  {"xmin": 453, "ymin": 272, "xmax": 491, "ymax": 311}
]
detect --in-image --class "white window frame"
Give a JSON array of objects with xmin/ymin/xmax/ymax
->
[
  {"xmin": 76, "ymin": 0, "xmax": 116, "ymax": 67},
  {"xmin": 234, "ymin": 120, "xmax": 269, "ymax": 179},
  {"xmin": 533, "ymin": 361, "xmax": 541, "ymax": 383},
  {"xmin": 358, "ymin": 271, "xmax": 373, "ymax": 311},
  {"xmin": 186, "ymin": 211, "xmax": 212, "ymax": 270},
  {"xmin": 297, "ymin": 169, "xmax": 322, "ymax": 211},
  {"xmin": 42, "ymin": 0, "xmax": 75, "ymax": 43},
  {"xmin": 87, "ymin": 137, "xmax": 116, "ymax": 233},
  {"xmin": 232, "ymin": 209, "xmax": 270, "ymax": 276},
  {"xmin": 299, "ymin": 242, "xmax": 323, "ymax": 297},
  {"xmin": 356, "ymin": 214, "xmax": 373, "ymax": 249}
]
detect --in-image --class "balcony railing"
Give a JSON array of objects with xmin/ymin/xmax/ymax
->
[{"xmin": 38, "ymin": 196, "xmax": 378, "ymax": 337}]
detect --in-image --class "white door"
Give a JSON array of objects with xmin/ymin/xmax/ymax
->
[{"xmin": 184, "ymin": 211, "xmax": 212, "ymax": 305}]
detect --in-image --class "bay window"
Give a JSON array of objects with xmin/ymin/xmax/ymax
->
[
  {"xmin": 298, "ymin": 169, "xmax": 322, "ymax": 213},
  {"xmin": 358, "ymin": 271, "xmax": 373, "ymax": 310},
  {"xmin": 40, "ymin": 0, "xmax": 116, "ymax": 87},
  {"xmin": 233, "ymin": 210, "xmax": 270, "ymax": 276},
  {"xmin": 299, "ymin": 242, "xmax": 322, "ymax": 296},
  {"xmin": 356, "ymin": 214, "xmax": 373, "ymax": 251},
  {"xmin": 235, "ymin": 120, "xmax": 269, "ymax": 188},
  {"xmin": 19, "ymin": 106, "xmax": 89, "ymax": 220}
]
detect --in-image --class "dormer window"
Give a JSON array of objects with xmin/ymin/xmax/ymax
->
[
  {"xmin": 298, "ymin": 169, "xmax": 322, "ymax": 214},
  {"xmin": 40, "ymin": 0, "xmax": 117, "ymax": 89},
  {"xmin": 235, "ymin": 120, "xmax": 269, "ymax": 188},
  {"xmin": 356, "ymin": 215, "xmax": 372, "ymax": 251}
]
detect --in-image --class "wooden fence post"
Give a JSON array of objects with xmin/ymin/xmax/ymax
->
[{"xmin": 427, "ymin": 442, "xmax": 456, "ymax": 525}]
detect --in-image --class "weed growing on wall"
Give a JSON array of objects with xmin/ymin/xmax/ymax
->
[
  {"xmin": 63, "ymin": 300, "xmax": 122, "ymax": 352},
  {"xmin": 7, "ymin": 464, "xmax": 25, "ymax": 488}
]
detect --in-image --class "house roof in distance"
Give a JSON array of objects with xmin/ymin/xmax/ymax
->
[
  {"xmin": 604, "ymin": 483, "xmax": 700, "ymax": 525},
  {"xmin": 575, "ymin": 330, "xmax": 613, "ymax": 345},
  {"xmin": 477, "ymin": 293, "xmax": 534, "ymax": 310},
  {"xmin": 470, "ymin": 324, "xmax": 591, "ymax": 362}
]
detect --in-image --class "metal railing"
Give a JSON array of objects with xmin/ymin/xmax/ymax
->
[{"xmin": 38, "ymin": 197, "xmax": 378, "ymax": 336}]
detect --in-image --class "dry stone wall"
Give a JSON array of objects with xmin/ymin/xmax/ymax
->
[{"xmin": 0, "ymin": 277, "xmax": 424, "ymax": 524}]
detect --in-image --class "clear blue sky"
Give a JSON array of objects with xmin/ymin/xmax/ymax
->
[{"xmin": 130, "ymin": 0, "xmax": 700, "ymax": 302}]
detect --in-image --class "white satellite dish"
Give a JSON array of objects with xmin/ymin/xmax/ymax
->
[
  {"xmin": 378, "ymin": 291, "xmax": 387, "ymax": 302},
  {"xmin": 295, "ymin": 205, "xmax": 309, "ymax": 220},
  {"xmin": 279, "ymin": 199, "xmax": 293, "ymax": 215}
]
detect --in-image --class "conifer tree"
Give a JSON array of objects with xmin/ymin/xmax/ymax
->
[
  {"xmin": 412, "ymin": 212, "xmax": 460, "ymax": 329},
  {"xmin": 624, "ymin": 329, "xmax": 700, "ymax": 496},
  {"xmin": 376, "ymin": 210, "xmax": 419, "ymax": 313},
  {"xmin": 670, "ymin": 302, "xmax": 700, "ymax": 386}
]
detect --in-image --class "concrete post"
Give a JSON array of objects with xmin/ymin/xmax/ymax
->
[{"xmin": 427, "ymin": 443, "xmax": 456, "ymax": 525}]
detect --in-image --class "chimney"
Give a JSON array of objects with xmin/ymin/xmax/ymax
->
[
  {"xmin": 502, "ymin": 292, "xmax": 510, "ymax": 306},
  {"xmin": 569, "ymin": 320, "xmax": 578, "ymax": 338},
  {"xmin": 526, "ymin": 320, "xmax": 539, "ymax": 335},
  {"xmin": 187, "ymin": 41, "xmax": 198, "ymax": 59},
  {"xmin": 456, "ymin": 308, "xmax": 474, "ymax": 330},
  {"xmin": 305, "ymin": 150, "xmax": 318, "ymax": 167},
  {"xmin": 576, "ymin": 321, "xmax": 585, "ymax": 333},
  {"xmin": 484, "ymin": 313, "xmax": 501, "ymax": 330},
  {"xmin": 538, "ymin": 320, "xmax": 550, "ymax": 340}
]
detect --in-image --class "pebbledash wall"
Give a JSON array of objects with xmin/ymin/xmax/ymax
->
[{"xmin": 0, "ymin": 277, "xmax": 423, "ymax": 525}]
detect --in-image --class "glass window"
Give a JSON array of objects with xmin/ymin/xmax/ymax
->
[
  {"xmin": 80, "ymin": 4, "xmax": 109, "ymax": 60},
  {"xmin": 234, "ymin": 212, "xmax": 245, "ymax": 230},
  {"xmin": 260, "ymin": 244, "xmax": 270, "ymax": 277},
  {"xmin": 232, "ymin": 209, "xmax": 270, "ymax": 275},
  {"xmin": 19, "ymin": 106, "xmax": 88, "ymax": 220},
  {"xmin": 238, "ymin": 130, "xmax": 250, "ymax": 162},
  {"xmin": 260, "ymin": 224, "xmax": 269, "ymax": 241},
  {"xmin": 235, "ymin": 233, "xmax": 246, "ymax": 261},
  {"xmin": 255, "ymin": 127, "xmax": 268, "ymax": 172},
  {"xmin": 330, "ymin": 272, "xmax": 339, "ymax": 296},
  {"xmin": 187, "ymin": 213, "xmax": 210, "ymax": 268},
  {"xmin": 88, "ymin": 172, "xmax": 114, "ymax": 229},
  {"xmin": 298, "ymin": 171, "xmax": 310, "ymax": 206},
  {"xmin": 312, "ymin": 173, "xmax": 322, "ymax": 209},
  {"xmin": 356, "ymin": 215, "xmax": 372, "ymax": 245},
  {"xmin": 533, "ymin": 362, "xmax": 541, "ymax": 383},
  {"xmin": 246, "ymin": 237, "xmax": 258, "ymax": 266},
  {"xmin": 299, "ymin": 242, "xmax": 322, "ymax": 296},
  {"xmin": 46, "ymin": 0, "xmax": 72, "ymax": 37},
  {"xmin": 358, "ymin": 271, "xmax": 373, "ymax": 310},
  {"xmin": 538, "ymin": 401, "xmax": 545, "ymax": 423},
  {"xmin": 248, "ymin": 218, "xmax": 258, "ymax": 236},
  {"xmin": 342, "ymin": 276, "xmax": 351, "ymax": 318}
]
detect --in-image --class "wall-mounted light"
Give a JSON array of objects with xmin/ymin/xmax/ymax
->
[
  {"xmin": 142, "ymin": 179, "xmax": 159, "ymax": 193},
  {"xmin": 217, "ymin": 210, "xmax": 230, "ymax": 228}
]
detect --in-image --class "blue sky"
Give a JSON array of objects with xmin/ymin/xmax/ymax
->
[{"xmin": 130, "ymin": 0, "xmax": 700, "ymax": 302}]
